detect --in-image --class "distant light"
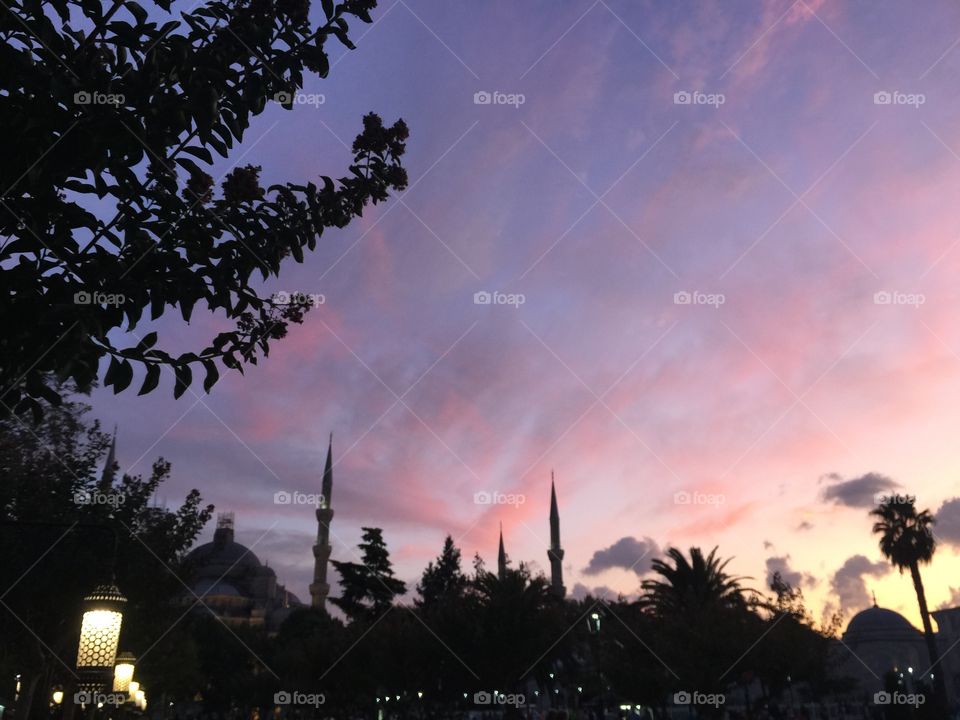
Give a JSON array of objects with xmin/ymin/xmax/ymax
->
[
  {"xmin": 113, "ymin": 653, "xmax": 136, "ymax": 693},
  {"xmin": 52, "ymin": 690, "xmax": 63, "ymax": 705},
  {"xmin": 417, "ymin": 692, "xmax": 423, "ymax": 699},
  {"xmin": 577, "ymin": 687, "xmax": 583, "ymax": 693},
  {"xmin": 908, "ymin": 667, "xmax": 914, "ymax": 673}
]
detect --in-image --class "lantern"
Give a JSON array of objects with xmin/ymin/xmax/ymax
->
[
  {"xmin": 76, "ymin": 583, "xmax": 127, "ymax": 683},
  {"xmin": 134, "ymin": 689, "xmax": 145, "ymax": 710},
  {"xmin": 52, "ymin": 689, "xmax": 64, "ymax": 705},
  {"xmin": 113, "ymin": 652, "xmax": 136, "ymax": 693}
]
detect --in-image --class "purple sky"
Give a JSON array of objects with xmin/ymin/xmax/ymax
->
[{"xmin": 91, "ymin": 0, "xmax": 960, "ymax": 625}]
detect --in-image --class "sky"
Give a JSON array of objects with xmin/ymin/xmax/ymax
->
[{"xmin": 88, "ymin": 0, "xmax": 960, "ymax": 630}]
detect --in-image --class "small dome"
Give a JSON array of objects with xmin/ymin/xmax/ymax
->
[
  {"xmin": 192, "ymin": 579, "xmax": 244, "ymax": 598},
  {"xmin": 845, "ymin": 606, "xmax": 922, "ymax": 642}
]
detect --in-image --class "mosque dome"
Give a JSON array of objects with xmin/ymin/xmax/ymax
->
[
  {"xmin": 844, "ymin": 605, "xmax": 923, "ymax": 643},
  {"xmin": 183, "ymin": 513, "xmax": 269, "ymax": 580}
]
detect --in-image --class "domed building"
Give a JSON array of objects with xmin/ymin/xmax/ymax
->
[
  {"xmin": 840, "ymin": 604, "xmax": 928, "ymax": 681},
  {"xmin": 181, "ymin": 513, "xmax": 303, "ymax": 631},
  {"xmin": 178, "ymin": 434, "xmax": 338, "ymax": 631}
]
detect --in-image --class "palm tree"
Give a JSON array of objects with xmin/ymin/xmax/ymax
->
[
  {"xmin": 871, "ymin": 495, "xmax": 948, "ymax": 711},
  {"xmin": 641, "ymin": 546, "xmax": 749, "ymax": 616}
]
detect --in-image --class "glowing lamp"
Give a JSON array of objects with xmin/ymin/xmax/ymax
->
[
  {"xmin": 76, "ymin": 584, "xmax": 127, "ymax": 677},
  {"xmin": 135, "ymin": 689, "xmax": 145, "ymax": 710},
  {"xmin": 52, "ymin": 690, "xmax": 63, "ymax": 705},
  {"xmin": 113, "ymin": 652, "xmax": 136, "ymax": 692}
]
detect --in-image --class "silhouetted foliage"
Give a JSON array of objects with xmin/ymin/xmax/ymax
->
[
  {"xmin": 330, "ymin": 526, "xmax": 406, "ymax": 621},
  {"xmin": 0, "ymin": 0, "xmax": 408, "ymax": 417},
  {"xmin": 871, "ymin": 494, "xmax": 948, "ymax": 714},
  {"xmin": 0, "ymin": 385, "xmax": 213, "ymax": 719}
]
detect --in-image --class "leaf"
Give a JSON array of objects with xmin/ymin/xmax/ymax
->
[
  {"xmin": 175, "ymin": 156, "xmax": 205, "ymax": 177},
  {"xmin": 321, "ymin": 0, "xmax": 333, "ymax": 18},
  {"xmin": 138, "ymin": 363, "xmax": 160, "ymax": 395},
  {"xmin": 180, "ymin": 297, "xmax": 195, "ymax": 322},
  {"xmin": 113, "ymin": 359, "xmax": 134, "ymax": 393},
  {"xmin": 135, "ymin": 331, "xmax": 158, "ymax": 352},
  {"xmin": 173, "ymin": 364, "xmax": 193, "ymax": 399},
  {"xmin": 126, "ymin": 1, "xmax": 148, "ymax": 25},
  {"xmin": 104, "ymin": 356, "xmax": 121, "ymax": 387},
  {"xmin": 181, "ymin": 145, "xmax": 213, "ymax": 164},
  {"xmin": 202, "ymin": 359, "xmax": 219, "ymax": 392}
]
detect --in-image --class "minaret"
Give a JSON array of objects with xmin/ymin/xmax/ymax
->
[
  {"xmin": 497, "ymin": 522, "xmax": 507, "ymax": 580},
  {"xmin": 548, "ymin": 471, "xmax": 565, "ymax": 597},
  {"xmin": 310, "ymin": 433, "xmax": 335, "ymax": 611},
  {"xmin": 100, "ymin": 425, "xmax": 118, "ymax": 488}
]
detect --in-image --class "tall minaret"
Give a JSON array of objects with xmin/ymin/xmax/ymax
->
[
  {"xmin": 497, "ymin": 522, "xmax": 507, "ymax": 580},
  {"xmin": 548, "ymin": 471, "xmax": 565, "ymax": 597},
  {"xmin": 310, "ymin": 433, "xmax": 334, "ymax": 611},
  {"xmin": 100, "ymin": 425, "xmax": 118, "ymax": 488}
]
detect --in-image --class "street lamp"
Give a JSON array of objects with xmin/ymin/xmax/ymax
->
[
  {"xmin": 113, "ymin": 653, "xmax": 136, "ymax": 693},
  {"xmin": 76, "ymin": 583, "xmax": 127, "ymax": 687}
]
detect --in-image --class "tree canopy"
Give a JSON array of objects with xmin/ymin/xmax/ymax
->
[{"xmin": 0, "ymin": 0, "xmax": 408, "ymax": 417}]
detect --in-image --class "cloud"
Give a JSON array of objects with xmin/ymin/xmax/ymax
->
[
  {"xmin": 821, "ymin": 472, "xmax": 899, "ymax": 508},
  {"xmin": 830, "ymin": 555, "xmax": 890, "ymax": 613},
  {"xmin": 765, "ymin": 555, "xmax": 814, "ymax": 589},
  {"xmin": 935, "ymin": 498, "xmax": 960, "ymax": 545},
  {"xmin": 570, "ymin": 582, "xmax": 620, "ymax": 601},
  {"xmin": 937, "ymin": 587, "xmax": 960, "ymax": 611},
  {"xmin": 583, "ymin": 536, "xmax": 660, "ymax": 576}
]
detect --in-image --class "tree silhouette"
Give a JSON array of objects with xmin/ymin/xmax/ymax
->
[
  {"xmin": 640, "ymin": 545, "xmax": 749, "ymax": 615},
  {"xmin": 871, "ymin": 495, "xmax": 948, "ymax": 713},
  {"xmin": 331, "ymin": 526, "xmax": 406, "ymax": 621},
  {"xmin": 416, "ymin": 534, "xmax": 467, "ymax": 609},
  {"xmin": 0, "ymin": 0, "xmax": 408, "ymax": 417}
]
